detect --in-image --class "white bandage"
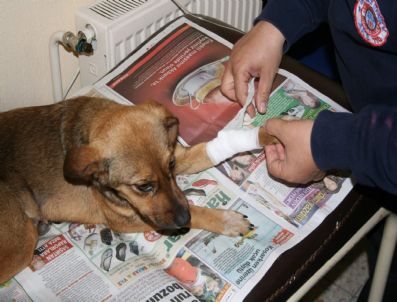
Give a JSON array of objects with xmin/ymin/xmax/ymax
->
[
  {"xmin": 227, "ymin": 78, "xmax": 257, "ymax": 129},
  {"xmin": 206, "ymin": 127, "xmax": 261, "ymax": 165}
]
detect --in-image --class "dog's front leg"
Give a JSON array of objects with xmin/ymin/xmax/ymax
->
[
  {"xmin": 175, "ymin": 127, "xmax": 277, "ymax": 175},
  {"xmin": 189, "ymin": 205, "xmax": 253, "ymax": 237},
  {"xmin": 102, "ymin": 203, "xmax": 252, "ymax": 236},
  {"xmin": 174, "ymin": 143, "xmax": 213, "ymax": 174}
]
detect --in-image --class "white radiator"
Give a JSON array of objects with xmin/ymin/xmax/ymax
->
[{"xmin": 75, "ymin": 0, "xmax": 262, "ymax": 86}]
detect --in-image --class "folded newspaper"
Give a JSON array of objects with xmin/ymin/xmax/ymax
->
[{"xmin": 0, "ymin": 17, "xmax": 353, "ymax": 302}]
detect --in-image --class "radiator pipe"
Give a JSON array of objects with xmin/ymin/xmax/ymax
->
[
  {"xmin": 49, "ymin": 31, "xmax": 65, "ymax": 103},
  {"xmin": 49, "ymin": 27, "xmax": 95, "ymax": 103},
  {"xmin": 63, "ymin": 31, "xmax": 94, "ymax": 55}
]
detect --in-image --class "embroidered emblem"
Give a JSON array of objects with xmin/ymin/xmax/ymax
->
[{"xmin": 354, "ymin": 0, "xmax": 389, "ymax": 46}]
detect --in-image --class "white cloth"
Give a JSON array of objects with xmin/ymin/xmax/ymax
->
[{"xmin": 206, "ymin": 127, "xmax": 261, "ymax": 165}]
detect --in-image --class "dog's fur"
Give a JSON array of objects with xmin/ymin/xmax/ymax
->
[{"xmin": 0, "ymin": 96, "xmax": 274, "ymax": 282}]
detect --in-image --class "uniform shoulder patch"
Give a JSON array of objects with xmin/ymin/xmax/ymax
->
[{"xmin": 354, "ymin": 0, "xmax": 389, "ymax": 46}]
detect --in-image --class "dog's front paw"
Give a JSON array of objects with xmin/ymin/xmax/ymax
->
[{"xmin": 221, "ymin": 210, "xmax": 254, "ymax": 237}]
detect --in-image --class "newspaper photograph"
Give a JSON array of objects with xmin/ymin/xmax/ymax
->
[
  {"xmin": 1, "ymin": 17, "xmax": 354, "ymax": 302},
  {"xmin": 105, "ymin": 22, "xmax": 239, "ymax": 146}
]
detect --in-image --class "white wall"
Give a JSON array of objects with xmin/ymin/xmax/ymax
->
[{"xmin": 0, "ymin": 0, "xmax": 93, "ymax": 111}]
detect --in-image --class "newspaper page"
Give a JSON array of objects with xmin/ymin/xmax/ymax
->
[{"xmin": 1, "ymin": 17, "xmax": 354, "ymax": 302}]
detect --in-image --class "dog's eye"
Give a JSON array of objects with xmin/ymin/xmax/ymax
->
[{"xmin": 135, "ymin": 182, "xmax": 154, "ymax": 193}]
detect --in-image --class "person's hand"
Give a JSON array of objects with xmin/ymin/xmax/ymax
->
[
  {"xmin": 263, "ymin": 118, "xmax": 325, "ymax": 184},
  {"xmin": 221, "ymin": 21, "xmax": 285, "ymax": 113}
]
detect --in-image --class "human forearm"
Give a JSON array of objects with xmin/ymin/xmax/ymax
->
[{"xmin": 311, "ymin": 105, "xmax": 397, "ymax": 194}]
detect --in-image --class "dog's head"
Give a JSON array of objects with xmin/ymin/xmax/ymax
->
[{"xmin": 63, "ymin": 100, "xmax": 190, "ymax": 230}]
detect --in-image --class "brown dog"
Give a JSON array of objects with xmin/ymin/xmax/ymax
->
[{"xmin": 0, "ymin": 96, "xmax": 273, "ymax": 283}]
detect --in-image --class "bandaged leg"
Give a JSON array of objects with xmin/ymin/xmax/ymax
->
[
  {"xmin": 206, "ymin": 127, "xmax": 280, "ymax": 165},
  {"xmin": 206, "ymin": 128, "xmax": 252, "ymax": 165},
  {"xmin": 174, "ymin": 126, "xmax": 279, "ymax": 174}
]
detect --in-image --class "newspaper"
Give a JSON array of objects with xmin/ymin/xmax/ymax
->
[{"xmin": 0, "ymin": 17, "xmax": 353, "ymax": 302}]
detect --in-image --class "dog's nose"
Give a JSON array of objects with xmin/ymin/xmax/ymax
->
[{"xmin": 174, "ymin": 209, "xmax": 191, "ymax": 227}]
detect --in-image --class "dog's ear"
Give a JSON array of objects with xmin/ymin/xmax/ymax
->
[
  {"xmin": 164, "ymin": 116, "xmax": 179, "ymax": 145},
  {"xmin": 64, "ymin": 146, "xmax": 106, "ymax": 182}
]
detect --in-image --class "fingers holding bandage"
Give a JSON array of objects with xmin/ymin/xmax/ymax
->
[{"xmin": 263, "ymin": 118, "xmax": 324, "ymax": 184}]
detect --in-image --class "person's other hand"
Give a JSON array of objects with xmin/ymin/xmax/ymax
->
[
  {"xmin": 263, "ymin": 118, "xmax": 325, "ymax": 184},
  {"xmin": 221, "ymin": 21, "xmax": 285, "ymax": 113}
]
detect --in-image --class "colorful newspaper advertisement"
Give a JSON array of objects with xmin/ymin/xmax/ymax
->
[
  {"xmin": 1, "ymin": 17, "xmax": 353, "ymax": 302},
  {"xmin": 105, "ymin": 22, "xmax": 239, "ymax": 146}
]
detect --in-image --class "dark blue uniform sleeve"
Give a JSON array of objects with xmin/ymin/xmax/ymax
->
[
  {"xmin": 311, "ymin": 106, "xmax": 397, "ymax": 195},
  {"xmin": 256, "ymin": 0, "xmax": 331, "ymax": 51}
]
